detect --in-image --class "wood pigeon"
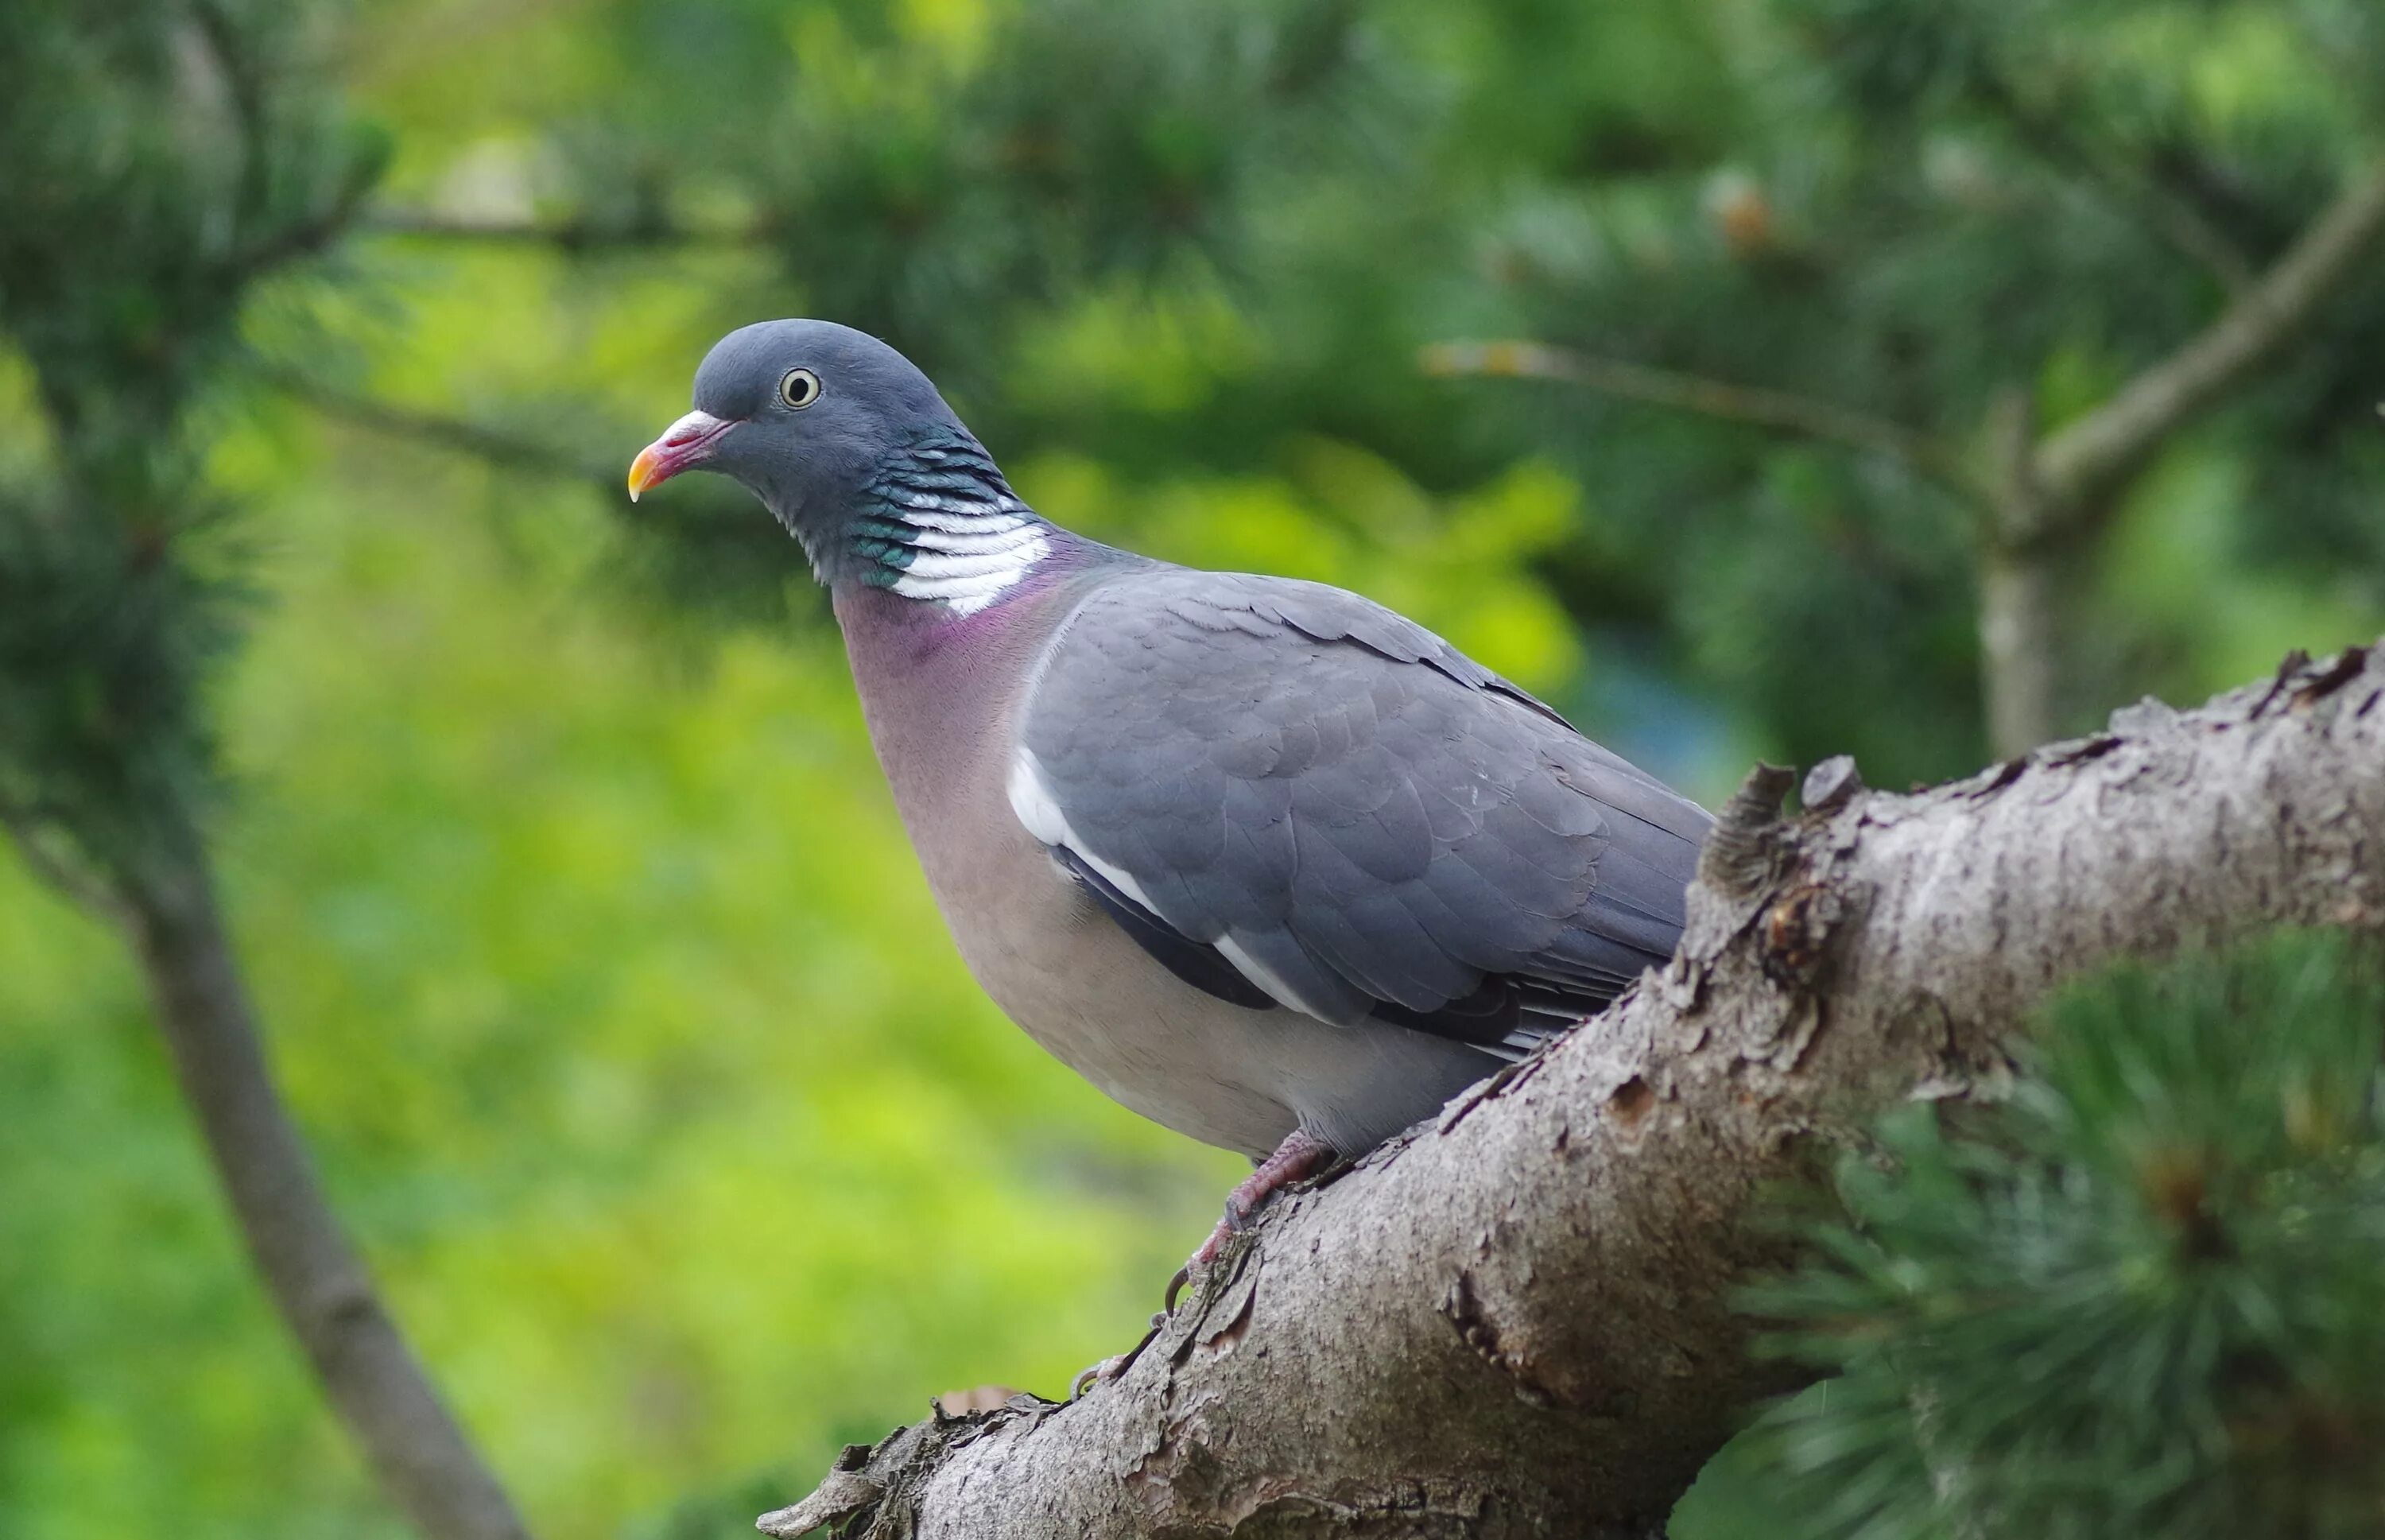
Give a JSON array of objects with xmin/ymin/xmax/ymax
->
[{"xmin": 630, "ymin": 320, "xmax": 1712, "ymax": 1263}]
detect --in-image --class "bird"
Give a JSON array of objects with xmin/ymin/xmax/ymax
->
[{"xmin": 629, "ymin": 319, "xmax": 1712, "ymax": 1266}]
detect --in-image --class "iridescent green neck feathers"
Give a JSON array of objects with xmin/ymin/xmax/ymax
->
[{"xmin": 848, "ymin": 432, "xmax": 1051, "ymax": 616}]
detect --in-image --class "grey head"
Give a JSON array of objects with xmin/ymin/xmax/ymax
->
[{"xmin": 630, "ymin": 320, "xmax": 1051, "ymax": 601}]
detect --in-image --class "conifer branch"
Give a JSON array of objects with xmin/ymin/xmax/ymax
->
[
  {"xmin": 1421, "ymin": 339, "xmax": 1988, "ymax": 508},
  {"xmin": 1970, "ymin": 68, "xmax": 2260, "ymax": 295},
  {"xmin": 227, "ymin": 163, "xmax": 382, "ymax": 281},
  {"xmin": 0, "ymin": 793, "xmax": 129, "ymax": 925},
  {"xmin": 185, "ymin": 0, "xmax": 272, "ymax": 227},
  {"xmin": 259, "ymin": 367, "xmax": 616, "ymax": 489},
  {"xmin": 359, "ymin": 208, "xmax": 773, "ymax": 251},
  {"xmin": 2027, "ymin": 159, "xmax": 2385, "ymax": 534}
]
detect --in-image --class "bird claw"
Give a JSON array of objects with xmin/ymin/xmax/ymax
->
[
  {"xmin": 1178, "ymin": 1128, "xmax": 1335, "ymax": 1281},
  {"xmin": 1068, "ymin": 1356, "xmax": 1125, "ymax": 1401},
  {"xmin": 1068, "ymin": 1308, "xmax": 1172, "ymax": 1401}
]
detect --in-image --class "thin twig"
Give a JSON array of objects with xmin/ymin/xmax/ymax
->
[
  {"xmin": 1421, "ymin": 339, "xmax": 1986, "ymax": 506},
  {"xmin": 1972, "ymin": 68, "xmax": 2259, "ymax": 295},
  {"xmin": 227, "ymin": 162, "xmax": 380, "ymax": 281},
  {"xmin": 185, "ymin": 0, "xmax": 271, "ymax": 227},
  {"xmin": 182, "ymin": 0, "xmax": 380, "ymax": 287},
  {"xmin": 2030, "ymin": 158, "xmax": 2385, "ymax": 529},
  {"xmin": 258, "ymin": 366, "xmax": 615, "ymax": 488},
  {"xmin": 0, "ymin": 794, "xmax": 127, "ymax": 925},
  {"xmin": 360, "ymin": 208, "xmax": 773, "ymax": 251}
]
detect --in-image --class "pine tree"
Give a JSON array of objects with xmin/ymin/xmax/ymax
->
[
  {"xmin": 1427, "ymin": 0, "xmax": 2385, "ymax": 769},
  {"xmin": 1743, "ymin": 932, "xmax": 2385, "ymax": 1540},
  {"xmin": 0, "ymin": 6, "xmax": 527, "ymax": 1538}
]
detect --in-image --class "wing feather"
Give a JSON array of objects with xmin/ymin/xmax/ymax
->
[{"xmin": 1013, "ymin": 568, "xmax": 1709, "ymax": 1053}]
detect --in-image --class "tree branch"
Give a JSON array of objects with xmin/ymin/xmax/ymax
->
[
  {"xmin": 0, "ymin": 793, "xmax": 130, "ymax": 925},
  {"xmin": 1421, "ymin": 339, "xmax": 1987, "ymax": 507},
  {"xmin": 181, "ymin": 0, "xmax": 378, "ymax": 282},
  {"xmin": 762, "ymin": 638, "xmax": 2385, "ymax": 1538},
  {"xmin": 185, "ymin": 0, "xmax": 272, "ymax": 228},
  {"xmin": 2028, "ymin": 159, "xmax": 2385, "ymax": 528},
  {"xmin": 1974, "ymin": 159, "xmax": 2385, "ymax": 752},
  {"xmin": 359, "ymin": 208, "xmax": 771, "ymax": 251},
  {"xmin": 227, "ymin": 161, "xmax": 382, "ymax": 281},
  {"xmin": 1978, "ymin": 387, "xmax": 2063, "ymax": 758},
  {"xmin": 258, "ymin": 367, "xmax": 615, "ymax": 489},
  {"xmin": 124, "ymin": 813, "xmax": 533, "ymax": 1540},
  {"xmin": 1969, "ymin": 68, "xmax": 2259, "ymax": 295}
]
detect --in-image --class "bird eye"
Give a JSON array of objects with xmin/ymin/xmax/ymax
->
[{"xmin": 778, "ymin": 367, "xmax": 822, "ymax": 409}]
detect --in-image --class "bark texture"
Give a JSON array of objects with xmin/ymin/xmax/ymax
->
[{"xmin": 762, "ymin": 639, "xmax": 2385, "ymax": 1539}]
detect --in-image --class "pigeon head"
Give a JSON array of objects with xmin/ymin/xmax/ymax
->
[
  {"xmin": 630, "ymin": 319, "xmax": 1073, "ymax": 611},
  {"xmin": 629, "ymin": 318, "xmax": 968, "ymax": 526}
]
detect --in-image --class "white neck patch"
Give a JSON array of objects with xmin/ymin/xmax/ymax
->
[{"xmin": 882, "ymin": 495, "xmax": 1049, "ymax": 616}]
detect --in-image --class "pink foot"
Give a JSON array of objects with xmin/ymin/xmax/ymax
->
[{"xmin": 1190, "ymin": 1129, "xmax": 1336, "ymax": 1267}]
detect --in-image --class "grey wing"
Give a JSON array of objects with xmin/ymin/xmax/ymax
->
[{"xmin": 1010, "ymin": 568, "xmax": 1711, "ymax": 1061}]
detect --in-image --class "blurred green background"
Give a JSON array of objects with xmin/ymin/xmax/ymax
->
[{"xmin": 1, "ymin": 1, "xmax": 2379, "ymax": 1536}]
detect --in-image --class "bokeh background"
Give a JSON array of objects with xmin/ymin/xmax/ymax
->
[{"xmin": 2, "ymin": 1, "xmax": 2379, "ymax": 1537}]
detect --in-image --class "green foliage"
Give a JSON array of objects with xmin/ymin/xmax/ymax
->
[
  {"xmin": 0, "ymin": 475, "xmax": 235, "ymax": 877},
  {"xmin": 0, "ymin": 0, "xmax": 379, "ymax": 882},
  {"xmin": 0, "ymin": 0, "xmax": 376, "ymax": 429},
  {"xmin": 1466, "ymin": 0, "xmax": 2385, "ymax": 768},
  {"xmin": 2, "ymin": 2, "xmax": 2382, "ymax": 1538},
  {"xmin": 1741, "ymin": 933, "xmax": 2385, "ymax": 1540}
]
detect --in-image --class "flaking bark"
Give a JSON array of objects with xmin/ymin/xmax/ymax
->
[{"xmin": 762, "ymin": 638, "xmax": 2385, "ymax": 1539}]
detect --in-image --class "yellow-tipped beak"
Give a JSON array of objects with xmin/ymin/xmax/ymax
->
[
  {"xmin": 626, "ymin": 445, "xmax": 664, "ymax": 502},
  {"xmin": 626, "ymin": 409, "xmax": 735, "ymax": 502}
]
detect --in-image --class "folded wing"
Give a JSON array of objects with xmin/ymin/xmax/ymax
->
[{"xmin": 1010, "ymin": 568, "xmax": 1710, "ymax": 1060}]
